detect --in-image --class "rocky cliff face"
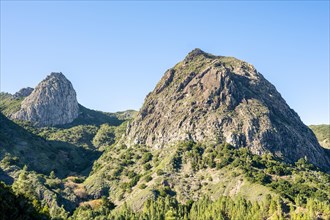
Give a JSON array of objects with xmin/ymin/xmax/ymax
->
[
  {"xmin": 126, "ymin": 49, "xmax": 330, "ymax": 169},
  {"xmin": 11, "ymin": 72, "xmax": 79, "ymax": 127},
  {"xmin": 13, "ymin": 87, "xmax": 34, "ymax": 99}
]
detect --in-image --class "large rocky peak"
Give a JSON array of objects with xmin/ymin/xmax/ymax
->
[
  {"xmin": 126, "ymin": 49, "xmax": 330, "ymax": 170},
  {"xmin": 11, "ymin": 72, "xmax": 79, "ymax": 127}
]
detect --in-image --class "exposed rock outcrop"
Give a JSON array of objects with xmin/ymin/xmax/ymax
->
[
  {"xmin": 11, "ymin": 72, "xmax": 79, "ymax": 127},
  {"xmin": 126, "ymin": 49, "xmax": 330, "ymax": 170},
  {"xmin": 13, "ymin": 87, "xmax": 34, "ymax": 99}
]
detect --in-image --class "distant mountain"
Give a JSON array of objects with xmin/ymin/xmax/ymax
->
[
  {"xmin": 10, "ymin": 72, "xmax": 79, "ymax": 127},
  {"xmin": 310, "ymin": 124, "xmax": 330, "ymax": 149},
  {"xmin": 13, "ymin": 87, "xmax": 34, "ymax": 99},
  {"xmin": 126, "ymin": 49, "xmax": 330, "ymax": 170},
  {"xmin": 0, "ymin": 71, "xmax": 136, "ymax": 128},
  {"xmin": 0, "ymin": 72, "xmax": 137, "ymax": 177}
]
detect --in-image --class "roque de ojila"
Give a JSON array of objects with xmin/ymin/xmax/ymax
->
[{"xmin": 0, "ymin": 49, "xmax": 329, "ymax": 220}]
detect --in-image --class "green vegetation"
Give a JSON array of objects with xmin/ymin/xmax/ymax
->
[
  {"xmin": 93, "ymin": 122, "xmax": 128, "ymax": 150},
  {"xmin": 142, "ymin": 152, "xmax": 153, "ymax": 163},
  {"xmin": 80, "ymin": 141, "xmax": 330, "ymax": 220},
  {"xmin": 37, "ymin": 125, "xmax": 99, "ymax": 150},
  {"xmin": 63, "ymin": 104, "xmax": 125, "ymax": 127},
  {"xmin": 173, "ymin": 142, "xmax": 329, "ymax": 203},
  {"xmin": 2, "ymin": 137, "xmax": 330, "ymax": 219},
  {"xmin": 0, "ymin": 112, "xmax": 99, "ymax": 177},
  {"xmin": 92, "ymin": 124, "xmax": 116, "ymax": 148},
  {"xmin": 310, "ymin": 124, "xmax": 330, "ymax": 149},
  {"xmin": 0, "ymin": 181, "xmax": 49, "ymax": 220},
  {"xmin": 70, "ymin": 194, "xmax": 329, "ymax": 220},
  {"xmin": 0, "ymin": 93, "xmax": 23, "ymax": 116}
]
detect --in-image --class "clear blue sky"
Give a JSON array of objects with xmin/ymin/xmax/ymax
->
[{"xmin": 1, "ymin": 1, "xmax": 329, "ymax": 125}]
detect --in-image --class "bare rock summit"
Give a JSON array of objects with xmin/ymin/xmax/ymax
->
[
  {"xmin": 11, "ymin": 72, "xmax": 79, "ymax": 127},
  {"xmin": 126, "ymin": 49, "xmax": 330, "ymax": 170}
]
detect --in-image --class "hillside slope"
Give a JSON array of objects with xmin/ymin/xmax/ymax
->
[
  {"xmin": 310, "ymin": 124, "xmax": 330, "ymax": 149},
  {"xmin": 0, "ymin": 112, "xmax": 98, "ymax": 178}
]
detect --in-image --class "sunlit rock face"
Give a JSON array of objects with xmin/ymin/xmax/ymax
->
[
  {"xmin": 11, "ymin": 72, "xmax": 79, "ymax": 127},
  {"xmin": 126, "ymin": 49, "xmax": 330, "ymax": 170}
]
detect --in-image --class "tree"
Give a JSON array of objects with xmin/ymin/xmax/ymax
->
[
  {"xmin": 142, "ymin": 152, "xmax": 153, "ymax": 163},
  {"xmin": 12, "ymin": 165, "xmax": 32, "ymax": 198},
  {"xmin": 144, "ymin": 163, "xmax": 152, "ymax": 171},
  {"xmin": 165, "ymin": 209, "xmax": 176, "ymax": 220},
  {"xmin": 49, "ymin": 197, "xmax": 69, "ymax": 220},
  {"xmin": 49, "ymin": 171, "xmax": 56, "ymax": 179}
]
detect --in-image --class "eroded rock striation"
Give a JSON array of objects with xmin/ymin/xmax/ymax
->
[
  {"xmin": 126, "ymin": 49, "xmax": 330, "ymax": 169},
  {"xmin": 11, "ymin": 72, "xmax": 79, "ymax": 127}
]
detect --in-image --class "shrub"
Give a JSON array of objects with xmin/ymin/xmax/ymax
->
[
  {"xmin": 127, "ymin": 171, "xmax": 137, "ymax": 179},
  {"xmin": 144, "ymin": 163, "xmax": 152, "ymax": 171},
  {"xmin": 156, "ymin": 169, "xmax": 164, "ymax": 176},
  {"xmin": 46, "ymin": 179, "xmax": 61, "ymax": 189},
  {"xmin": 128, "ymin": 176, "xmax": 140, "ymax": 188},
  {"xmin": 112, "ymin": 167, "xmax": 123, "ymax": 177},
  {"xmin": 144, "ymin": 175, "xmax": 152, "ymax": 182},
  {"xmin": 142, "ymin": 152, "xmax": 153, "ymax": 163},
  {"xmin": 158, "ymin": 186, "xmax": 175, "ymax": 197},
  {"xmin": 1, "ymin": 154, "xmax": 19, "ymax": 166}
]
